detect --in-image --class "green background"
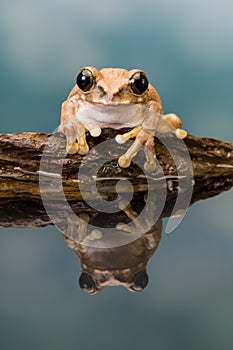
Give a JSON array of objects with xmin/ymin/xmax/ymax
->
[{"xmin": 0, "ymin": 0, "xmax": 233, "ymax": 349}]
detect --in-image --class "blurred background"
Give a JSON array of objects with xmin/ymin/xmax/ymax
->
[{"xmin": 0, "ymin": 0, "xmax": 233, "ymax": 349}]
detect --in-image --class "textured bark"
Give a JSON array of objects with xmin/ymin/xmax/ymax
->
[{"xmin": 0, "ymin": 130, "xmax": 232, "ymax": 228}]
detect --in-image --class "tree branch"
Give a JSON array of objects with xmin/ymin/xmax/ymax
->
[{"xmin": 0, "ymin": 130, "xmax": 232, "ymax": 228}]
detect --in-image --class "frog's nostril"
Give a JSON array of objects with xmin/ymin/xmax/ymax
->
[
  {"xmin": 102, "ymin": 93, "xmax": 112, "ymax": 102},
  {"xmin": 97, "ymin": 87, "xmax": 111, "ymax": 101}
]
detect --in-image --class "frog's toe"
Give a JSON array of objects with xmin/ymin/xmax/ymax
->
[
  {"xmin": 144, "ymin": 161, "xmax": 156, "ymax": 172},
  {"xmin": 89, "ymin": 229, "xmax": 103, "ymax": 240},
  {"xmin": 89, "ymin": 126, "xmax": 101, "ymax": 137},
  {"xmin": 78, "ymin": 143, "xmax": 89, "ymax": 155},
  {"xmin": 116, "ymin": 222, "xmax": 139, "ymax": 234},
  {"xmin": 115, "ymin": 126, "xmax": 142, "ymax": 145},
  {"xmin": 175, "ymin": 128, "xmax": 187, "ymax": 139},
  {"xmin": 118, "ymin": 155, "xmax": 131, "ymax": 168},
  {"xmin": 66, "ymin": 142, "xmax": 79, "ymax": 154},
  {"xmin": 118, "ymin": 140, "xmax": 143, "ymax": 168},
  {"xmin": 76, "ymin": 133, "xmax": 89, "ymax": 155},
  {"xmin": 115, "ymin": 134, "xmax": 126, "ymax": 144}
]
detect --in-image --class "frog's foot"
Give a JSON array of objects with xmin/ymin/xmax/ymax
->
[
  {"xmin": 116, "ymin": 222, "xmax": 140, "ymax": 234},
  {"xmin": 59, "ymin": 117, "xmax": 102, "ymax": 155},
  {"xmin": 118, "ymin": 200, "xmax": 138, "ymax": 222},
  {"xmin": 117, "ymin": 139, "xmax": 143, "ymax": 168},
  {"xmin": 64, "ymin": 213, "xmax": 90, "ymax": 243},
  {"xmin": 58, "ymin": 116, "xmax": 88, "ymax": 154},
  {"xmin": 75, "ymin": 133, "xmax": 89, "ymax": 155},
  {"xmin": 116, "ymin": 190, "xmax": 158, "ymax": 236},
  {"xmin": 117, "ymin": 199, "xmax": 153, "ymax": 235},
  {"xmin": 82, "ymin": 229, "xmax": 103, "ymax": 244},
  {"xmin": 64, "ymin": 214, "xmax": 103, "ymax": 245},
  {"xmin": 116, "ymin": 200, "xmax": 141, "ymax": 235},
  {"xmin": 116, "ymin": 127, "xmax": 156, "ymax": 171},
  {"xmin": 163, "ymin": 113, "xmax": 187, "ymax": 139},
  {"xmin": 76, "ymin": 123, "xmax": 102, "ymax": 155},
  {"xmin": 115, "ymin": 126, "xmax": 142, "ymax": 144},
  {"xmin": 118, "ymin": 200, "xmax": 146, "ymax": 234},
  {"xmin": 144, "ymin": 134, "xmax": 157, "ymax": 172}
]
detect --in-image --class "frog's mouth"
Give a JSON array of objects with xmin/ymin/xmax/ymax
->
[{"xmin": 77, "ymin": 103, "xmax": 147, "ymax": 129}]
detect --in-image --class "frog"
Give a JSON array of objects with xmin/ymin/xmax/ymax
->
[
  {"xmin": 63, "ymin": 209, "xmax": 162, "ymax": 294},
  {"xmin": 62, "ymin": 191, "xmax": 162, "ymax": 294},
  {"xmin": 58, "ymin": 66, "xmax": 187, "ymax": 171}
]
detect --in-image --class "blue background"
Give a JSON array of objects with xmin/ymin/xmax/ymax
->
[{"xmin": 0, "ymin": 0, "xmax": 233, "ymax": 349}]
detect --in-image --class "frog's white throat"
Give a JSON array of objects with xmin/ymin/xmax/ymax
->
[{"xmin": 76, "ymin": 103, "xmax": 147, "ymax": 129}]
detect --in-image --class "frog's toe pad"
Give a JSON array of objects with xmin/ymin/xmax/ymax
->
[
  {"xmin": 66, "ymin": 142, "xmax": 79, "ymax": 154},
  {"xmin": 90, "ymin": 127, "xmax": 101, "ymax": 137},
  {"xmin": 118, "ymin": 155, "xmax": 131, "ymax": 168},
  {"xmin": 175, "ymin": 129, "xmax": 187, "ymax": 139},
  {"xmin": 78, "ymin": 144, "xmax": 89, "ymax": 155},
  {"xmin": 89, "ymin": 229, "xmax": 103, "ymax": 240},
  {"xmin": 115, "ymin": 134, "xmax": 126, "ymax": 144},
  {"xmin": 144, "ymin": 161, "xmax": 156, "ymax": 172}
]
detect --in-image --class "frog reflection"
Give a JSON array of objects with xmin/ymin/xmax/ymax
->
[{"xmin": 62, "ymin": 201, "xmax": 162, "ymax": 294}]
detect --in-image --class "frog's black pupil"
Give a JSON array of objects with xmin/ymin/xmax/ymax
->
[
  {"xmin": 130, "ymin": 270, "xmax": 149, "ymax": 292},
  {"xmin": 79, "ymin": 272, "xmax": 96, "ymax": 293},
  {"xmin": 130, "ymin": 72, "xmax": 149, "ymax": 95},
  {"xmin": 76, "ymin": 69, "xmax": 93, "ymax": 91}
]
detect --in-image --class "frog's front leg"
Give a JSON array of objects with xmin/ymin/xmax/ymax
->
[
  {"xmin": 117, "ymin": 129, "xmax": 157, "ymax": 172},
  {"xmin": 59, "ymin": 99, "xmax": 87, "ymax": 154},
  {"xmin": 59, "ymin": 100, "xmax": 101, "ymax": 155},
  {"xmin": 115, "ymin": 110, "xmax": 187, "ymax": 170},
  {"xmin": 115, "ymin": 109, "xmax": 159, "ymax": 171},
  {"xmin": 64, "ymin": 214, "xmax": 102, "ymax": 245},
  {"xmin": 65, "ymin": 213, "xmax": 90, "ymax": 244},
  {"xmin": 116, "ymin": 191, "xmax": 157, "ymax": 235},
  {"xmin": 58, "ymin": 114, "xmax": 88, "ymax": 154},
  {"xmin": 115, "ymin": 126, "xmax": 153, "ymax": 169}
]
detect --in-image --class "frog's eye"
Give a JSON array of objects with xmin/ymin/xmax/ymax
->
[
  {"xmin": 79, "ymin": 272, "xmax": 97, "ymax": 294},
  {"xmin": 129, "ymin": 270, "xmax": 149, "ymax": 292},
  {"xmin": 129, "ymin": 71, "xmax": 149, "ymax": 95},
  {"xmin": 76, "ymin": 69, "xmax": 95, "ymax": 92}
]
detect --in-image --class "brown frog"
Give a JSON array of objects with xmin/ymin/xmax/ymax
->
[
  {"xmin": 63, "ymin": 214, "xmax": 162, "ymax": 294},
  {"xmin": 59, "ymin": 66, "xmax": 187, "ymax": 171}
]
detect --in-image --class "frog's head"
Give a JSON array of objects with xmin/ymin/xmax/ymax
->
[
  {"xmin": 78, "ymin": 268, "xmax": 149, "ymax": 295},
  {"xmin": 74, "ymin": 66, "xmax": 160, "ymax": 107},
  {"xmin": 75, "ymin": 231, "xmax": 153, "ymax": 294}
]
